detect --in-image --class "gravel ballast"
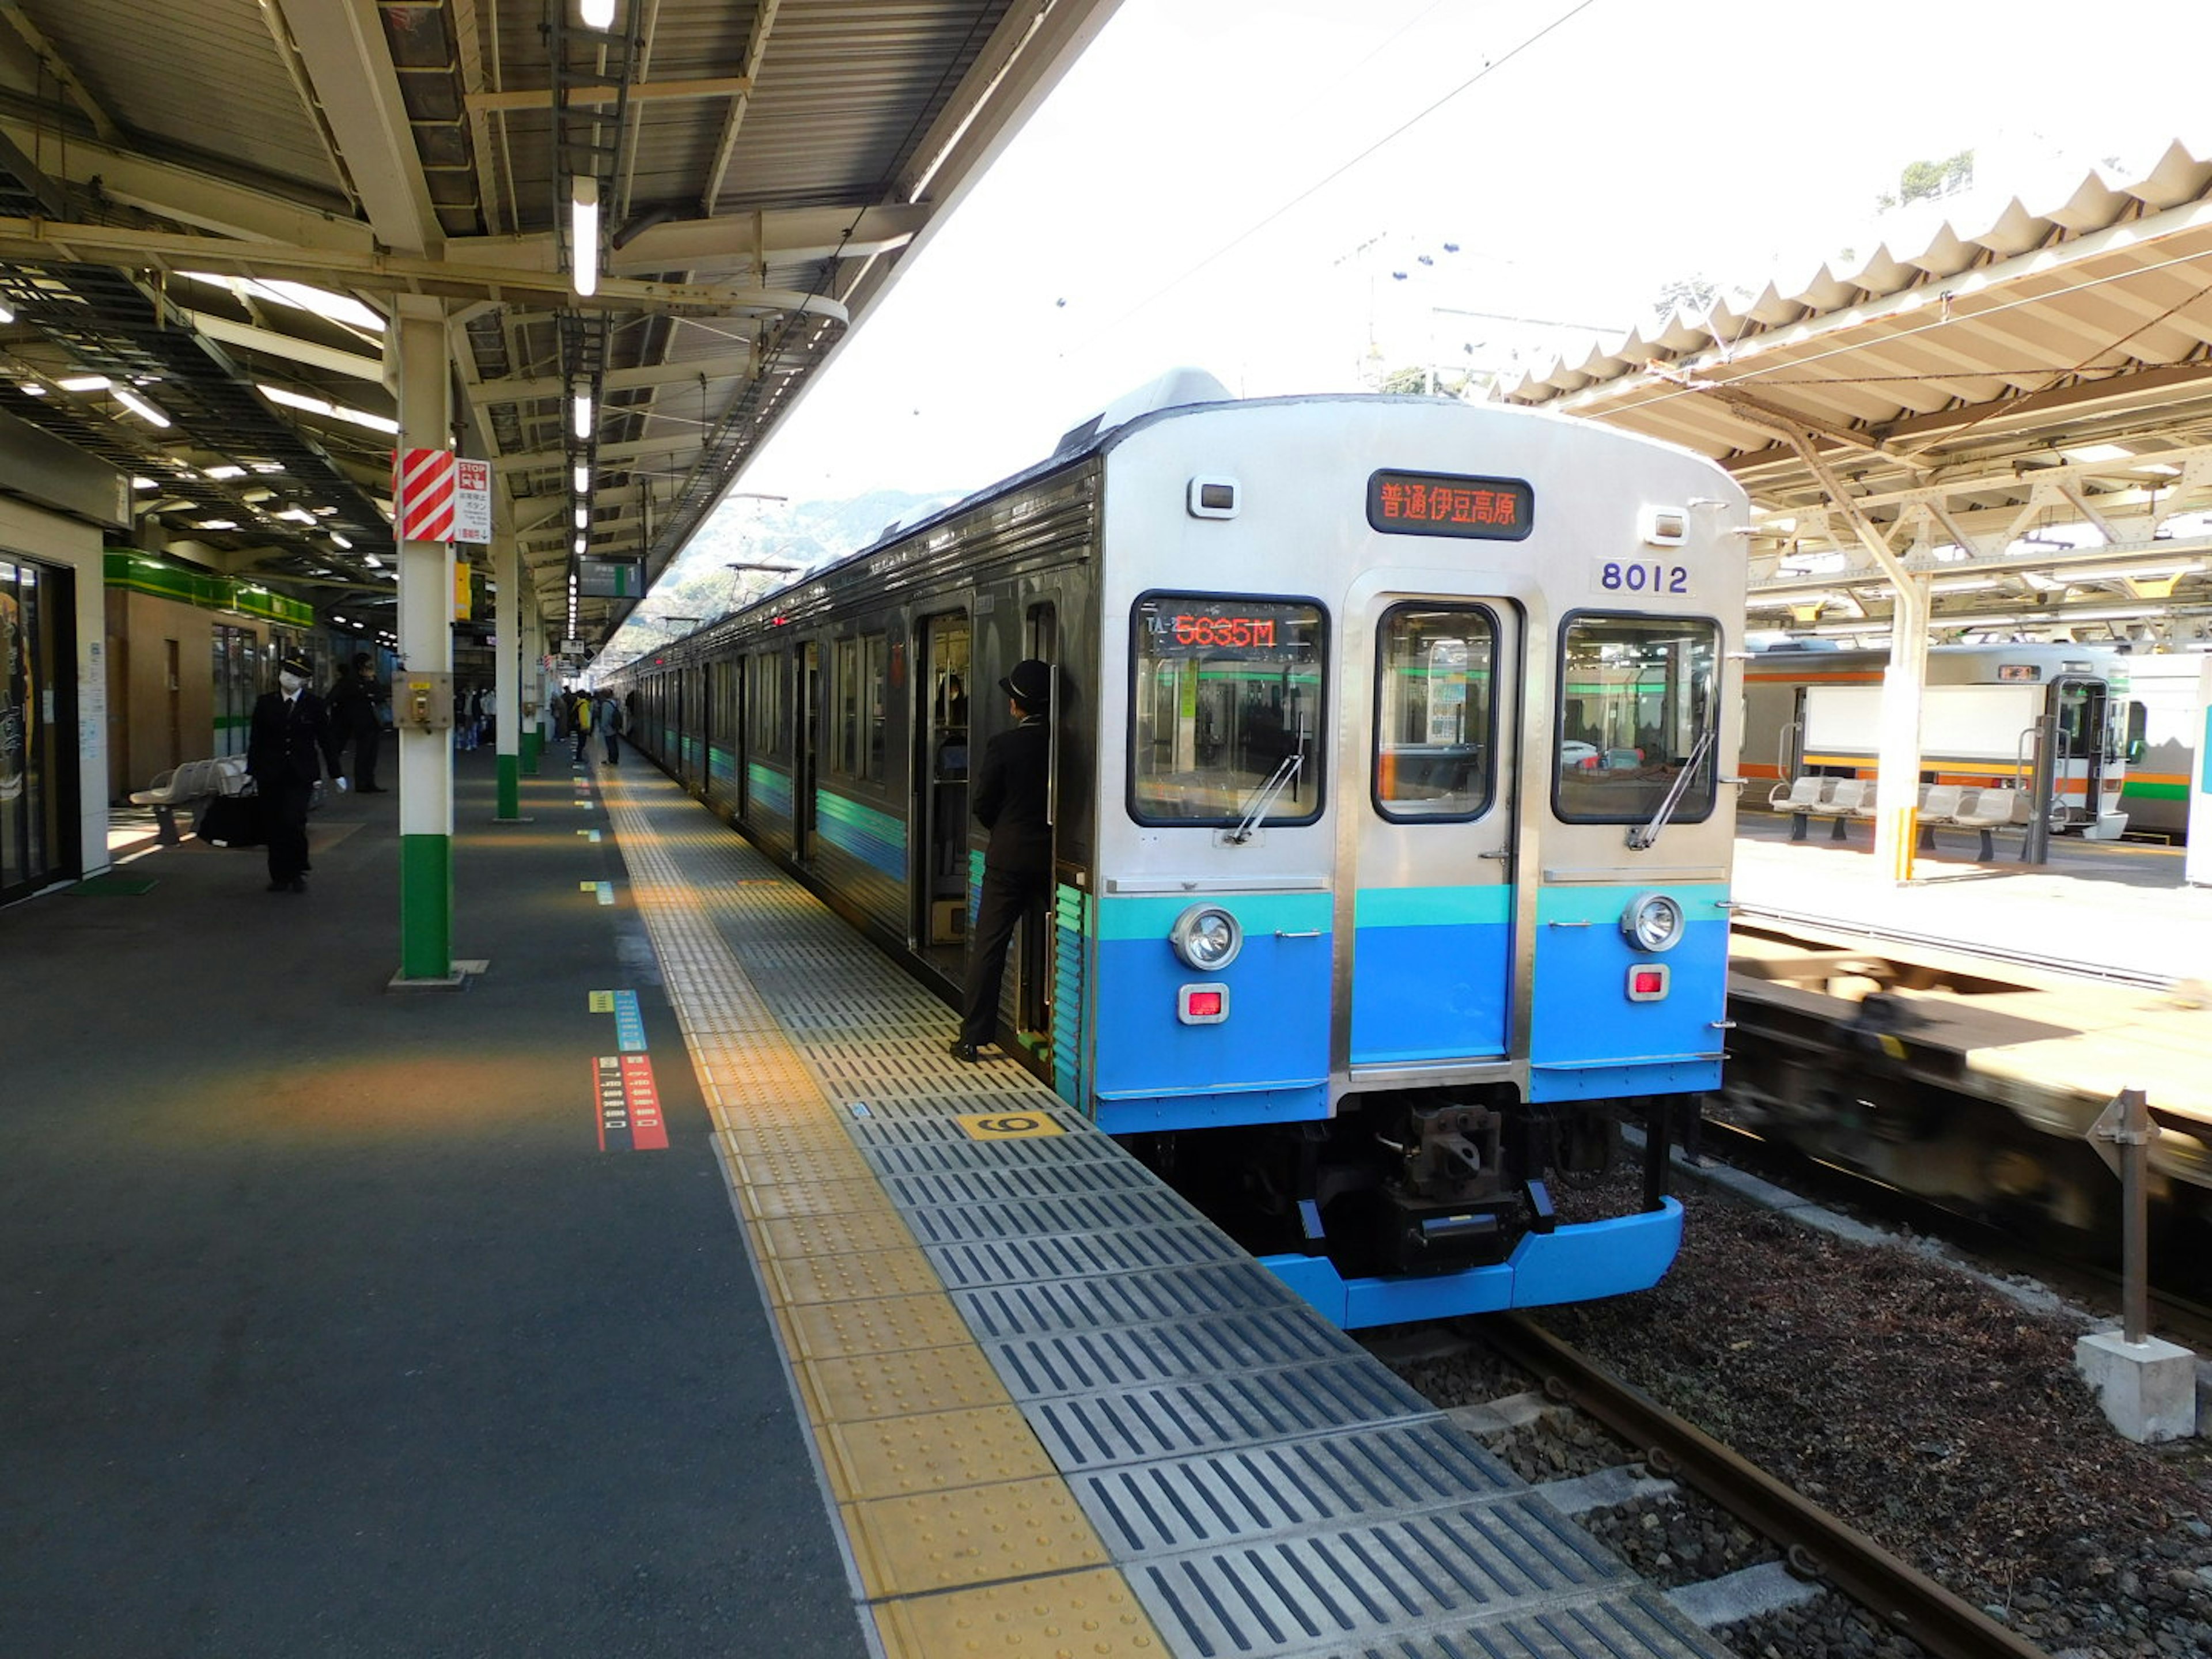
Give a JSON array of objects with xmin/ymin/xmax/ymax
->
[{"xmin": 1377, "ymin": 1170, "xmax": 2212, "ymax": 1659}]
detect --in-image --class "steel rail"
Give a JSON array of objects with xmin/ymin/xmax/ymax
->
[{"xmin": 1482, "ymin": 1312, "xmax": 2056, "ymax": 1659}]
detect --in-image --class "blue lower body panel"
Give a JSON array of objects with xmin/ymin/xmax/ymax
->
[
  {"xmin": 1096, "ymin": 1083, "xmax": 1328, "ymax": 1135},
  {"xmin": 1261, "ymin": 1197, "xmax": 1685, "ymax": 1327}
]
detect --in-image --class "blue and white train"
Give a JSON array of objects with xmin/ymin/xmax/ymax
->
[{"xmin": 610, "ymin": 372, "xmax": 1748, "ymax": 1325}]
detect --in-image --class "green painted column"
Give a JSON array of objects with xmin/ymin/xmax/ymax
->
[
  {"xmin": 399, "ymin": 832, "xmax": 453, "ymax": 980},
  {"xmin": 521, "ymin": 728, "xmax": 542, "ymax": 776},
  {"xmin": 497, "ymin": 752, "xmax": 520, "ymax": 817}
]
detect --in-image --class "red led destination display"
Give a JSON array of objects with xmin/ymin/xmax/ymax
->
[{"xmin": 1367, "ymin": 470, "xmax": 1533, "ymax": 540}]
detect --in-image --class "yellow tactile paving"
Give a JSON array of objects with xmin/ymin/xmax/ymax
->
[
  {"xmin": 601, "ymin": 781, "xmax": 1167, "ymax": 1658},
  {"xmin": 796, "ymin": 1344, "xmax": 1012, "ymax": 1423},
  {"xmin": 779, "ymin": 1291, "xmax": 975, "ymax": 1361},
  {"xmin": 820, "ymin": 1403, "xmax": 1059, "ymax": 1502},
  {"xmin": 728, "ymin": 1138, "xmax": 878, "ymax": 1189},
  {"xmin": 843, "ymin": 1477, "xmax": 1111, "ymax": 1597},
  {"xmin": 873, "ymin": 1567, "xmax": 1166, "ymax": 1658},
  {"xmin": 764, "ymin": 1246, "xmax": 945, "ymax": 1307},
  {"xmin": 755, "ymin": 1209, "xmax": 920, "ymax": 1260},
  {"xmin": 733, "ymin": 1175, "xmax": 893, "ymax": 1222}
]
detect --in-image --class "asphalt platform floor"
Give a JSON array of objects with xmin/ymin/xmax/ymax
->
[{"xmin": 0, "ymin": 747, "xmax": 870, "ymax": 1659}]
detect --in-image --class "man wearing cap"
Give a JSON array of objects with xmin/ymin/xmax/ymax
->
[
  {"xmin": 247, "ymin": 651, "xmax": 345, "ymax": 893},
  {"xmin": 952, "ymin": 658, "xmax": 1055, "ymax": 1062}
]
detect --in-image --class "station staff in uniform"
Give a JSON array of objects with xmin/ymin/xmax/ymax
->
[
  {"xmin": 952, "ymin": 658, "xmax": 1054, "ymax": 1062},
  {"xmin": 247, "ymin": 652, "xmax": 344, "ymax": 893}
]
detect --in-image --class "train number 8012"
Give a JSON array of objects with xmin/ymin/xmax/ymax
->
[{"xmin": 1594, "ymin": 560, "xmax": 1691, "ymax": 596}]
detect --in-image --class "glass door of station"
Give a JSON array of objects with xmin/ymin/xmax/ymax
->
[{"xmin": 1, "ymin": 554, "xmax": 78, "ymax": 903}]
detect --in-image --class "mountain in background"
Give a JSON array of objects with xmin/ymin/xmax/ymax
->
[{"xmin": 611, "ymin": 486, "xmax": 969, "ymax": 659}]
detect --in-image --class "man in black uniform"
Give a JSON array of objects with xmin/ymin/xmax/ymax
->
[
  {"xmin": 328, "ymin": 652, "xmax": 385, "ymax": 791},
  {"xmin": 247, "ymin": 651, "xmax": 344, "ymax": 893},
  {"xmin": 951, "ymin": 658, "xmax": 1054, "ymax": 1062}
]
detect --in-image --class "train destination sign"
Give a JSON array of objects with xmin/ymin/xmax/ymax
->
[{"xmin": 1367, "ymin": 469, "xmax": 1533, "ymax": 540}]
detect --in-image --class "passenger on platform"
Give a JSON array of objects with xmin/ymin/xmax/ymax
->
[
  {"xmin": 951, "ymin": 658, "xmax": 1055, "ymax": 1063},
  {"xmin": 552, "ymin": 685, "xmax": 571, "ymax": 743},
  {"xmin": 596, "ymin": 688, "xmax": 624, "ymax": 765},
  {"xmin": 571, "ymin": 686, "xmax": 592, "ymax": 762},
  {"xmin": 329, "ymin": 652, "xmax": 386, "ymax": 792},
  {"xmin": 247, "ymin": 652, "xmax": 345, "ymax": 895}
]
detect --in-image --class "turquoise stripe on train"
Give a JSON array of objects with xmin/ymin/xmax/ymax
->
[
  {"xmin": 747, "ymin": 763, "xmax": 793, "ymax": 819},
  {"xmin": 815, "ymin": 789, "xmax": 906, "ymax": 880},
  {"xmin": 1351, "ymin": 885, "xmax": 1510, "ymax": 1063},
  {"xmin": 1529, "ymin": 882, "xmax": 1730, "ymax": 1102}
]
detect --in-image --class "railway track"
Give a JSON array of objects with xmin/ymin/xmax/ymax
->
[
  {"xmin": 1387, "ymin": 1315, "xmax": 2058, "ymax": 1659},
  {"xmin": 1487, "ymin": 1315, "xmax": 2055, "ymax": 1659}
]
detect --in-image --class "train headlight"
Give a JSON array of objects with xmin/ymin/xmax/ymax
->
[
  {"xmin": 1170, "ymin": 904, "xmax": 1243, "ymax": 971},
  {"xmin": 1620, "ymin": 891, "xmax": 1685, "ymax": 953}
]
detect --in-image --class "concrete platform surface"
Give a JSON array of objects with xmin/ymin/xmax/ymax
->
[{"xmin": 0, "ymin": 752, "xmax": 868, "ymax": 1659}]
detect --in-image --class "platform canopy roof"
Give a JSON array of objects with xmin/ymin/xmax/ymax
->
[
  {"xmin": 0, "ymin": 0, "xmax": 1120, "ymax": 647},
  {"xmin": 1499, "ymin": 141, "xmax": 2212, "ymax": 643}
]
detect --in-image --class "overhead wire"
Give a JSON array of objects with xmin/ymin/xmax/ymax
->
[{"xmin": 1073, "ymin": 0, "xmax": 1603, "ymax": 354}]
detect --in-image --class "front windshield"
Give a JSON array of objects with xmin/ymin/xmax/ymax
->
[
  {"xmin": 1554, "ymin": 614, "xmax": 1719, "ymax": 824},
  {"xmin": 1130, "ymin": 594, "xmax": 1325, "ymax": 825}
]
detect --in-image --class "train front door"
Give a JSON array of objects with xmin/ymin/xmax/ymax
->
[{"xmin": 1346, "ymin": 593, "xmax": 1519, "ymax": 1068}]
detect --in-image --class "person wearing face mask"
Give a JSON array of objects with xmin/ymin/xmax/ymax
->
[{"xmin": 247, "ymin": 650, "xmax": 345, "ymax": 893}]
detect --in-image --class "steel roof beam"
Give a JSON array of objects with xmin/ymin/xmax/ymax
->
[
  {"xmin": 0, "ymin": 216, "xmax": 850, "ymax": 322},
  {"xmin": 0, "ymin": 116, "xmax": 370, "ymax": 250},
  {"xmin": 268, "ymin": 0, "xmax": 443, "ymax": 257}
]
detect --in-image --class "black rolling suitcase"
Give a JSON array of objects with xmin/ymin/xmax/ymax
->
[{"xmin": 196, "ymin": 791, "xmax": 264, "ymax": 848}]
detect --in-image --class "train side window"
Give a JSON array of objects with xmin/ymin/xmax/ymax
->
[
  {"xmin": 1552, "ymin": 612, "xmax": 1719, "ymax": 824},
  {"xmin": 1374, "ymin": 604, "xmax": 1495, "ymax": 821},
  {"xmin": 1129, "ymin": 593, "xmax": 1326, "ymax": 827},
  {"xmin": 863, "ymin": 635, "xmax": 888, "ymax": 781},
  {"xmin": 751, "ymin": 650, "xmax": 787, "ymax": 760},
  {"xmin": 833, "ymin": 637, "xmax": 860, "ymax": 777}
]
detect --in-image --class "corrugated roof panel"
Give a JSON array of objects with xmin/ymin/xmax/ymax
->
[{"xmin": 28, "ymin": 0, "xmax": 344, "ymax": 200}]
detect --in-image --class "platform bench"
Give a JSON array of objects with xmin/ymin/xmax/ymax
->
[{"xmin": 127, "ymin": 757, "xmax": 244, "ymax": 844}]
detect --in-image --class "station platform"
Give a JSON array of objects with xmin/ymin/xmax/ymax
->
[
  {"xmin": 1729, "ymin": 808, "xmax": 2212, "ymax": 1205},
  {"xmin": 3, "ymin": 750, "xmax": 1734, "ymax": 1659},
  {"xmin": 1733, "ymin": 808, "xmax": 2212, "ymax": 988}
]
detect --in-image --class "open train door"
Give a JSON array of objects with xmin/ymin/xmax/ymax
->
[{"xmin": 1344, "ymin": 586, "xmax": 1520, "ymax": 1069}]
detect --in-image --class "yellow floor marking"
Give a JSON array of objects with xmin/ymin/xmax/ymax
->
[
  {"xmin": 733, "ymin": 1175, "xmax": 893, "ymax": 1222},
  {"xmin": 796, "ymin": 1344, "xmax": 1012, "ymax": 1423},
  {"xmin": 873, "ymin": 1567, "xmax": 1165, "ymax": 1658},
  {"xmin": 728, "ymin": 1138, "xmax": 880, "ymax": 1188},
  {"xmin": 819, "ymin": 1404, "xmax": 1058, "ymax": 1502},
  {"xmin": 764, "ymin": 1247, "xmax": 945, "ymax": 1307},
  {"xmin": 780, "ymin": 1291, "xmax": 974, "ymax": 1361},
  {"xmin": 955, "ymin": 1111, "xmax": 1065, "ymax": 1140},
  {"xmin": 756, "ymin": 1210, "xmax": 920, "ymax": 1260},
  {"xmin": 842, "ymin": 1477, "xmax": 1109, "ymax": 1597}
]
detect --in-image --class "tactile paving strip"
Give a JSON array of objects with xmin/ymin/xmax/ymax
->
[{"xmin": 596, "ymin": 760, "xmax": 1733, "ymax": 1659}]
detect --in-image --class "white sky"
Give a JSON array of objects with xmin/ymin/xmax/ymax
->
[{"xmin": 729, "ymin": 0, "xmax": 2211, "ymax": 517}]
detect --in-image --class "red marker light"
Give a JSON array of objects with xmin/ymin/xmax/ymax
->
[
  {"xmin": 1633, "ymin": 970, "xmax": 1662, "ymax": 994},
  {"xmin": 1188, "ymin": 990, "xmax": 1223, "ymax": 1018}
]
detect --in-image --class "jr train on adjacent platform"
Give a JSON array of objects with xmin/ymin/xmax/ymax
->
[
  {"xmin": 609, "ymin": 375, "xmax": 1749, "ymax": 1325},
  {"xmin": 1743, "ymin": 638, "xmax": 2211, "ymax": 842}
]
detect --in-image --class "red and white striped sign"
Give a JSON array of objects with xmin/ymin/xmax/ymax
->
[{"xmin": 395, "ymin": 448, "xmax": 456, "ymax": 543}]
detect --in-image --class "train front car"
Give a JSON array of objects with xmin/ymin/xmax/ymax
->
[{"xmin": 1085, "ymin": 396, "xmax": 1748, "ymax": 1327}]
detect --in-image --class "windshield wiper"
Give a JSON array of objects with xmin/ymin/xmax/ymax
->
[
  {"xmin": 1228, "ymin": 749, "xmax": 1303, "ymax": 844},
  {"xmin": 1626, "ymin": 725, "xmax": 1716, "ymax": 851}
]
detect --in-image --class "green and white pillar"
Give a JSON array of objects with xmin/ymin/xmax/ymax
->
[
  {"xmin": 493, "ymin": 514, "xmax": 524, "ymax": 819},
  {"xmin": 519, "ymin": 603, "xmax": 544, "ymax": 777},
  {"xmin": 393, "ymin": 294, "xmax": 457, "ymax": 982}
]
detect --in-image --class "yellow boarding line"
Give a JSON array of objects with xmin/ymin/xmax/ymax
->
[{"xmin": 593, "ymin": 771, "xmax": 1166, "ymax": 1659}]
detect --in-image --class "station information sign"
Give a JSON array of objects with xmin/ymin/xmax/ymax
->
[{"xmin": 1367, "ymin": 469, "xmax": 1533, "ymax": 540}]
